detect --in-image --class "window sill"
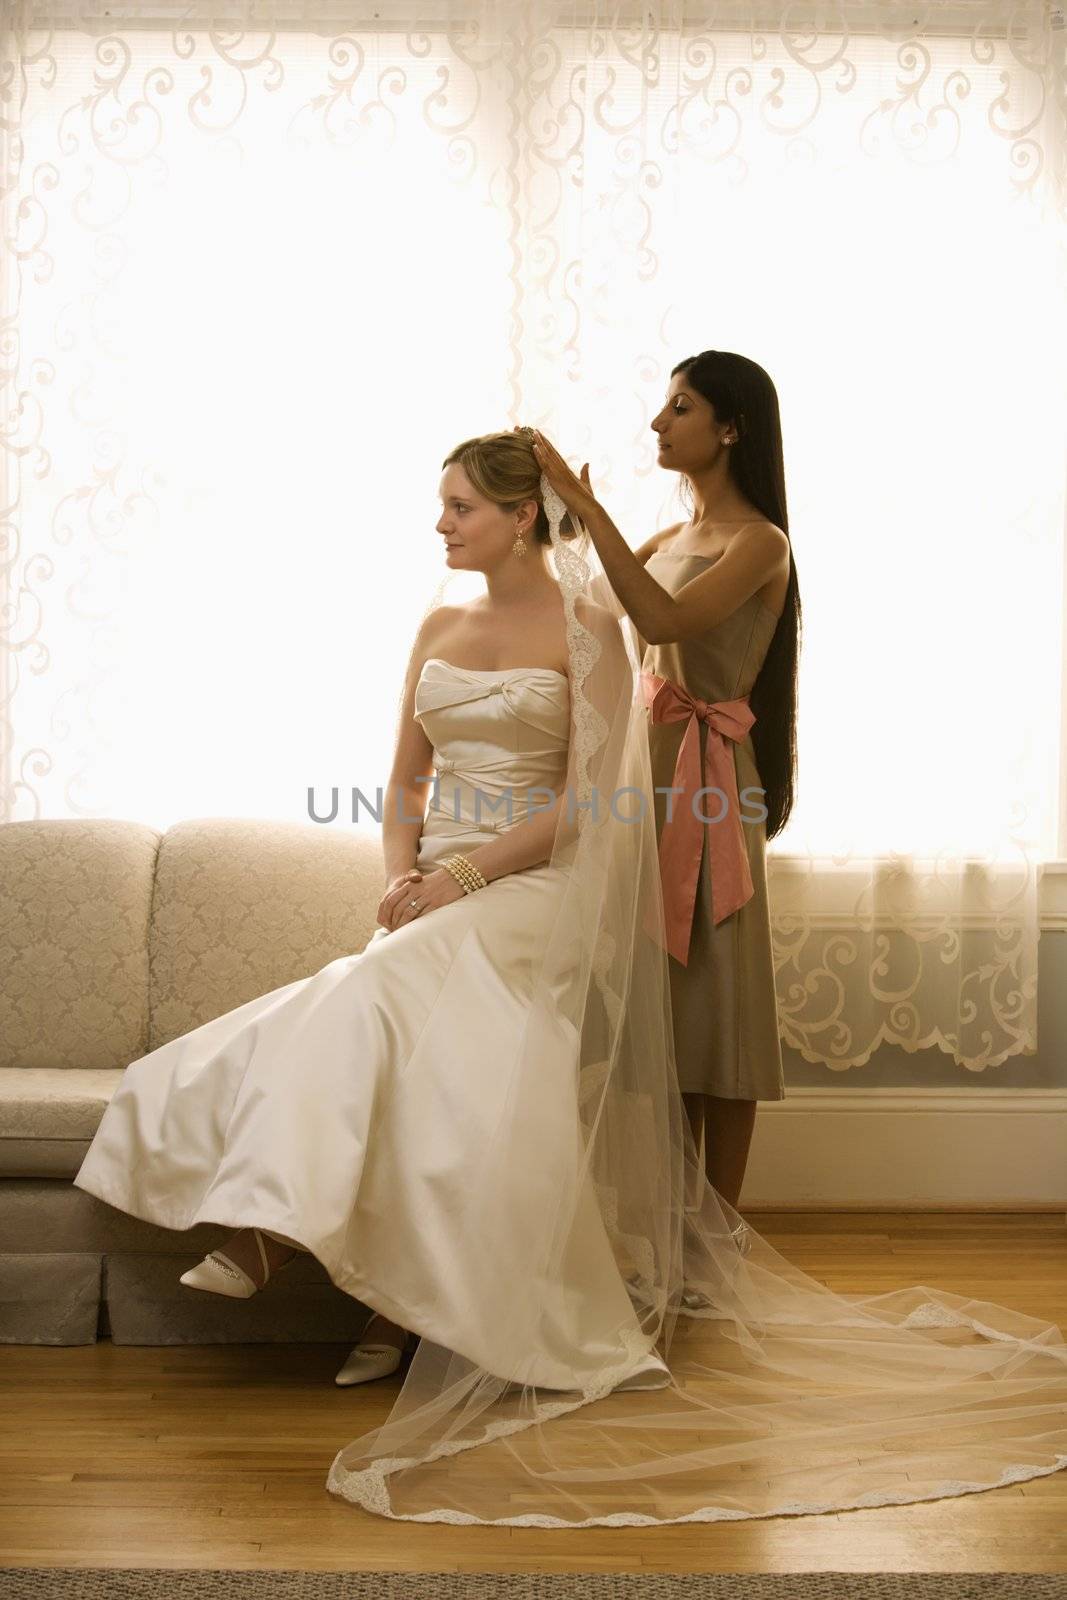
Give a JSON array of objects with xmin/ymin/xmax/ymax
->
[{"xmin": 765, "ymin": 856, "xmax": 1067, "ymax": 932}]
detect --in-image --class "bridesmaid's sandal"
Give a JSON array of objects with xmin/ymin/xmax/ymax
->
[
  {"xmin": 179, "ymin": 1227, "xmax": 296, "ymax": 1299},
  {"xmin": 681, "ymin": 1218, "xmax": 752, "ymax": 1311},
  {"xmin": 335, "ymin": 1316, "xmax": 419, "ymax": 1386}
]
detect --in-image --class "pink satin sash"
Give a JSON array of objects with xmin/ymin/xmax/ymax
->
[{"xmin": 641, "ymin": 671, "xmax": 756, "ymax": 967}]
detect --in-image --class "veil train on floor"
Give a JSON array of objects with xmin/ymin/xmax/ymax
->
[{"xmin": 324, "ymin": 476, "xmax": 1067, "ymax": 1526}]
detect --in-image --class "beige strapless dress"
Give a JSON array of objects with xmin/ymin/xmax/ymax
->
[
  {"xmin": 73, "ymin": 659, "xmax": 657, "ymax": 1391},
  {"xmin": 640, "ymin": 550, "xmax": 785, "ymax": 1101}
]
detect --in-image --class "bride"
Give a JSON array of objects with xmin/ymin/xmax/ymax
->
[
  {"xmin": 74, "ymin": 424, "xmax": 668, "ymax": 1391},
  {"xmin": 73, "ymin": 426, "xmax": 1067, "ymax": 1527}
]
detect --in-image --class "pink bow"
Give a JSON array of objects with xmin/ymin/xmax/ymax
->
[{"xmin": 641, "ymin": 672, "xmax": 756, "ymax": 967}]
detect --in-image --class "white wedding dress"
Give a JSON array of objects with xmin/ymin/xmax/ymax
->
[
  {"xmin": 73, "ymin": 657, "xmax": 662, "ymax": 1391},
  {"xmin": 70, "ymin": 603, "xmax": 1067, "ymax": 1526}
]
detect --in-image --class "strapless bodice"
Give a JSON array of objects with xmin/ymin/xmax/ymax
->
[{"xmin": 413, "ymin": 658, "xmax": 571, "ymax": 865}]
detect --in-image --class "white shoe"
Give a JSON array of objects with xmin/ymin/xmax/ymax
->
[
  {"xmin": 179, "ymin": 1228, "xmax": 281, "ymax": 1299},
  {"xmin": 680, "ymin": 1218, "xmax": 751, "ymax": 1310},
  {"xmin": 613, "ymin": 1350, "xmax": 671, "ymax": 1392},
  {"xmin": 499, "ymin": 1347, "xmax": 672, "ymax": 1399},
  {"xmin": 335, "ymin": 1318, "xmax": 419, "ymax": 1386}
]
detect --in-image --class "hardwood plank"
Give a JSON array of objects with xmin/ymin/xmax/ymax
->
[{"xmin": 1, "ymin": 1213, "xmax": 1064, "ymax": 1574}]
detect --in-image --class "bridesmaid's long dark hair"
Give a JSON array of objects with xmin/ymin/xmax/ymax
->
[{"xmin": 671, "ymin": 350, "xmax": 800, "ymax": 841}]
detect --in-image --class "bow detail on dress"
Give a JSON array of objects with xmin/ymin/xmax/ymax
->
[
  {"xmin": 641, "ymin": 671, "xmax": 757, "ymax": 966},
  {"xmin": 415, "ymin": 661, "xmax": 569, "ymax": 730}
]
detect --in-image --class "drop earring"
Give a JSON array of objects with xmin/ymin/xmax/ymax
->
[{"xmin": 512, "ymin": 531, "xmax": 527, "ymax": 558}]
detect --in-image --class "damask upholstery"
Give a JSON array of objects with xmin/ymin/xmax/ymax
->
[
  {"xmin": 0, "ymin": 819, "xmax": 157, "ymax": 1073},
  {"xmin": 147, "ymin": 818, "xmax": 383, "ymax": 1050},
  {"xmin": 0, "ymin": 816, "xmax": 386, "ymax": 1344}
]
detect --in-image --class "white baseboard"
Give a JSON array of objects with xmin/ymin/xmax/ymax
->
[{"xmin": 742, "ymin": 1087, "xmax": 1067, "ymax": 1210}]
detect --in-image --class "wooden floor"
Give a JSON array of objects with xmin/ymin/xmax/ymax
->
[{"xmin": 2, "ymin": 1213, "xmax": 1065, "ymax": 1575}]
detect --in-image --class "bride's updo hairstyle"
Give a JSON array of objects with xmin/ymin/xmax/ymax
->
[{"xmin": 441, "ymin": 426, "xmax": 578, "ymax": 543}]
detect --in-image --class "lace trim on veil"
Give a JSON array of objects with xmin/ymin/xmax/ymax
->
[
  {"xmin": 326, "ymin": 1285, "xmax": 1067, "ymax": 1526},
  {"xmin": 325, "ymin": 475, "xmax": 1067, "ymax": 1527}
]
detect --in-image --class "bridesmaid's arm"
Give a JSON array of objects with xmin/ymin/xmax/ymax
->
[
  {"xmin": 530, "ymin": 429, "xmax": 785, "ymax": 644},
  {"xmin": 582, "ymin": 501, "xmax": 787, "ymax": 644},
  {"xmin": 629, "ymin": 522, "xmax": 684, "ymax": 655}
]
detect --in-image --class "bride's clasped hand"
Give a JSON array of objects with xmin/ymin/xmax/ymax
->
[{"xmin": 376, "ymin": 866, "xmax": 465, "ymax": 931}]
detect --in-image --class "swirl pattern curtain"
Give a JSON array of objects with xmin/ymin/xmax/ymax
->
[{"xmin": 1, "ymin": 0, "xmax": 1063, "ymax": 1073}]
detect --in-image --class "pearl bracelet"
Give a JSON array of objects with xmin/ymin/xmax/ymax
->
[{"xmin": 441, "ymin": 853, "xmax": 488, "ymax": 894}]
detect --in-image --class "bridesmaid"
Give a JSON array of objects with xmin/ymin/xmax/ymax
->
[{"xmin": 530, "ymin": 349, "xmax": 800, "ymax": 1223}]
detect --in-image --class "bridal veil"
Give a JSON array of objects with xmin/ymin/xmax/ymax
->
[{"xmin": 326, "ymin": 469, "xmax": 1067, "ymax": 1526}]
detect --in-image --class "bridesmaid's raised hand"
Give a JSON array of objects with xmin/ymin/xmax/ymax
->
[{"xmin": 512, "ymin": 425, "xmax": 598, "ymax": 529}]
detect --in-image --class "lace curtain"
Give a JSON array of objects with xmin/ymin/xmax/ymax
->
[{"xmin": 1, "ymin": 0, "xmax": 1063, "ymax": 1072}]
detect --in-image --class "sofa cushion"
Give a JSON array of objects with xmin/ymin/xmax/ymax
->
[
  {"xmin": 0, "ymin": 819, "xmax": 158, "ymax": 1071},
  {"xmin": 148, "ymin": 818, "xmax": 384, "ymax": 1049},
  {"xmin": 0, "ymin": 1066, "xmax": 124, "ymax": 1177}
]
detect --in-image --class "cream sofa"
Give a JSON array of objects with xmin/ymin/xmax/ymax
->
[{"xmin": 0, "ymin": 816, "xmax": 388, "ymax": 1346}]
